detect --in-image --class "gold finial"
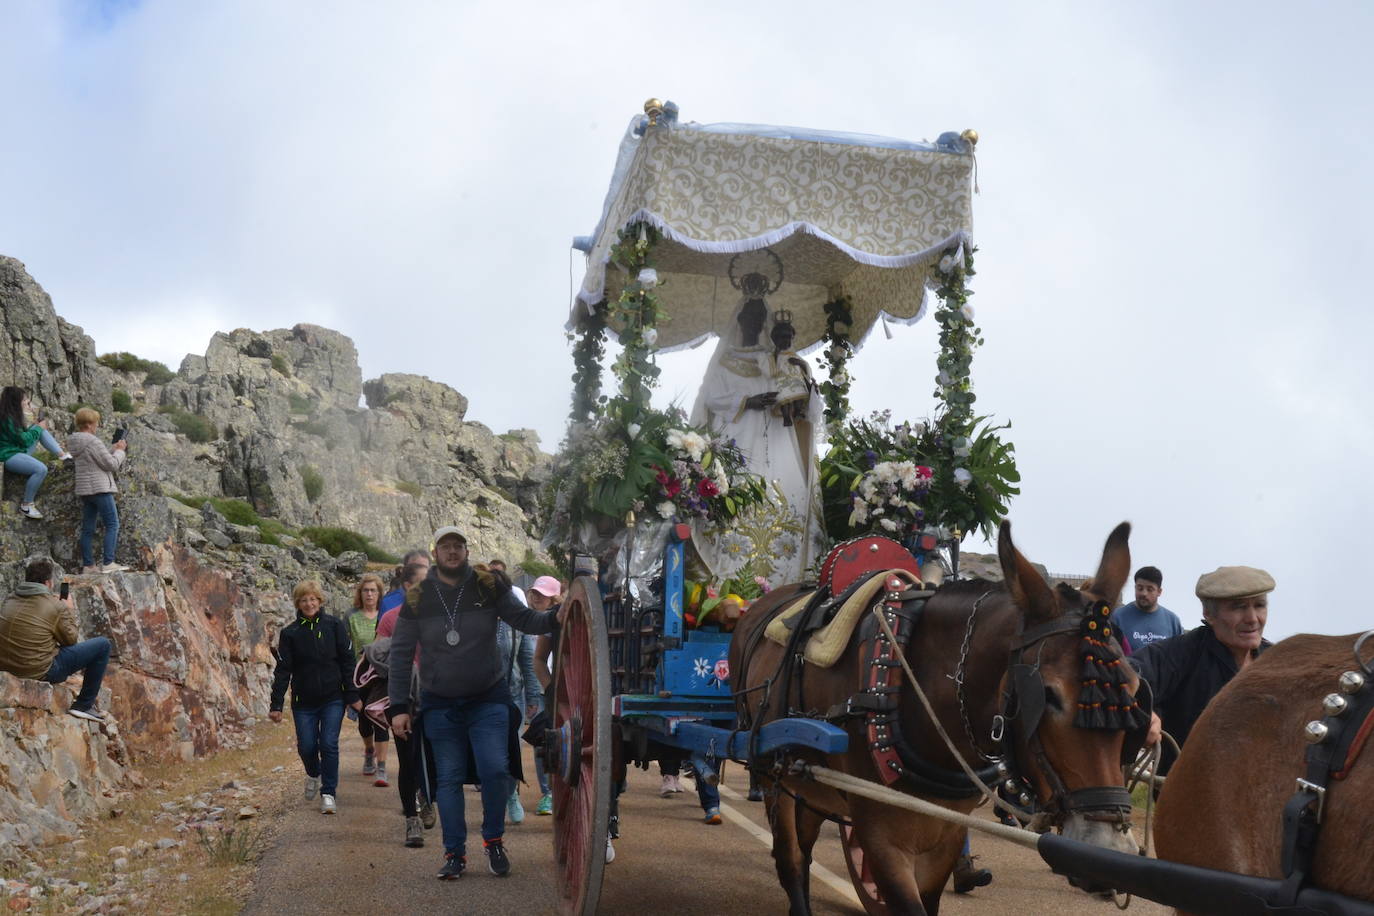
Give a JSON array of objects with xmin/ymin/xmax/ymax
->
[
  {"xmin": 644, "ymin": 98, "xmax": 665, "ymax": 127},
  {"xmin": 960, "ymin": 129, "xmax": 979, "ymax": 147}
]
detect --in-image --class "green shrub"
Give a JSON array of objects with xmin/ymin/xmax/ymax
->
[
  {"xmin": 396, "ymin": 479, "xmax": 422, "ymax": 498},
  {"xmin": 111, "ymin": 389, "xmax": 133, "ymax": 413},
  {"xmin": 517, "ymin": 551, "xmax": 563, "ymax": 581},
  {"xmin": 294, "ymin": 420, "xmax": 330, "ymax": 438},
  {"xmin": 300, "ymin": 526, "xmax": 399, "ymax": 564},
  {"xmin": 287, "ymin": 394, "xmax": 312, "ymax": 415},
  {"xmin": 271, "ymin": 353, "xmax": 292, "ymax": 376},
  {"xmin": 474, "ymin": 506, "xmax": 495, "ymax": 521},
  {"xmin": 158, "ymin": 406, "xmax": 217, "ymax": 443},
  {"xmin": 300, "ymin": 465, "xmax": 324, "ymax": 503},
  {"xmin": 98, "ymin": 351, "xmax": 174, "ymax": 384},
  {"xmin": 173, "ymin": 494, "xmax": 296, "ymax": 545}
]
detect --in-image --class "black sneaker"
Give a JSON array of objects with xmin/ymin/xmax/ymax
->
[
  {"xmin": 437, "ymin": 852, "xmax": 465, "ymax": 880},
  {"xmin": 484, "ymin": 839, "xmax": 510, "ymax": 877}
]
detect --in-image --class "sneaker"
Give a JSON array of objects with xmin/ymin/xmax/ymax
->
[
  {"xmin": 304, "ymin": 776, "xmax": 321, "ymax": 800},
  {"xmin": 535, "ymin": 794, "xmax": 552, "ymax": 816},
  {"xmin": 484, "ymin": 839, "xmax": 510, "ymax": 877},
  {"xmin": 703, "ymin": 807, "xmax": 723, "ymax": 826},
  {"xmin": 363, "ymin": 751, "xmax": 375, "ymax": 775},
  {"xmin": 420, "ymin": 799, "xmax": 437, "ymax": 829},
  {"xmin": 320, "ymin": 793, "xmax": 336, "ymax": 814},
  {"xmin": 507, "ymin": 790, "xmax": 524, "ymax": 824},
  {"xmin": 670, "ymin": 774, "xmax": 684, "ymax": 793},
  {"xmin": 19, "ymin": 504, "xmax": 42, "ymax": 520},
  {"xmin": 81, "ymin": 566, "xmax": 99, "ymax": 575},
  {"xmin": 605, "ymin": 837, "xmax": 616, "ymax": 864},
  {"xmin": 68, "ymin": 706, "xmax": 105, "ymax": 722},
  {"xmin": 437, "ymin": 852, "xmax": 465, "ymax": 880},
  {"xmin": 405, "ymin": 816, "xmax": 424, "ymax": 848},
  {"xmin": 748, "ymin": 787, "xmax": 764, "ymax": 802},
  {"xmin": 373, "ymin": 762, "xmax": 388, "ymax": 787},
  {"xmin": 100, "ymin": 563, "xmax": 128, "ymax": 574},
  {"xmin": 59, "ymin": 452, "xmax": 74, "ymax": 464},
  {"xmin": 952, "ymin": 855, "xmax": 993, "ymax": 893},
  {"xmin": 660, "ymin": 775, "xmax": 675, "ymax": 798}
]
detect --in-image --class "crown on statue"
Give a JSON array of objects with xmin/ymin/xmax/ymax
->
[{"xmin": 772, "ymin": 308, "xmax": 793, "ymax": 324}]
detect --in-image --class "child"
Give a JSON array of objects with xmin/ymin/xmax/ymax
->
[
  {"xmin": 67, "ymin": 408, "xmax": 128, "ymax": 573},
  {"xmin": 0, "ymin": 386, "xmax": 72, "ymax": 520}
]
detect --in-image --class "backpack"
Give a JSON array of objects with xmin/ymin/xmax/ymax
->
[{"xmin": 354, "ymin": 637, "xmax": 392, "ymax": 731}]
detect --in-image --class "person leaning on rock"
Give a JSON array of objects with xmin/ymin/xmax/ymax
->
[
  {"xmin": 0, "ymin": 556, "xmax": 112, "ymax": 721},
  {"xmin": 1130, "ymin": 565, "xmax": 1274, "ymax": 772}
]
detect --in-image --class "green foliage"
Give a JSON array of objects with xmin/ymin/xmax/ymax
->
[
  {"xmin": 171, "ymin": 494, "xmax": 295, "ymax": 545},
  {"xmin": 517, "ymin": 550, "xmax": 564, "ymax": 581},
  {"xmin": 300, "ymin": 465, "xmax": 324, "ymax": 503},
  {"xmin": 474, "ymin": 506, "xmax": 495, "ymax": 521},
  {"xmin": 110, "ymin": 389, "xmax": 133, "ymax": 413},
  {"xmin": 294, "ymin": 420, "xmax": 330, "ymax": 438},
  {"xmin": 567, "ymin": 300, "xmax": 608, "ymax": 425},
  {"xmin": 157, "ymin": 405, "xmax": 217, "ymax": 443},
  {"xmin": 287, "ymin": 394, "xmax": 312, "ymax": 415},
  {"xmin": 606, "ymin": 223, "xmax": 665, "ymax": 413},
  {"xmin": 196, "ymin": 824, "xmax": 263, "ymax": 865},
  {"xmin": 271, "ymin": 353, "xmax": 292, "ymax": 376},
  {"xmin": 98, "ymin": 351, "xmax": 175, "ymax": 384},
  {"xmin": 819, "ymin": 296, "xmax": 856, "ymax": 427},
  {"xmin": 300, "ymin": 526, "xmax": 399, "ymax": 564},
  {"xmin": 396, "ymin": 479, "xmax": 422, "ymax": 498}
]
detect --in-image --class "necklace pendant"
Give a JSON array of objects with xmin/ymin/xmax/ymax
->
[{"xmin": 446, "ymin": 629, "xmax": 460, "ymax": 647}]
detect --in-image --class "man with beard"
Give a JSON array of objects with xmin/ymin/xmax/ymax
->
[
  {"xmin": 387, "ymin": 527, "xmax": 557, "ymax": 881},
  {"xmin": 1110, "ymin": 565, "xmax": 1182, "ymax": 655}
]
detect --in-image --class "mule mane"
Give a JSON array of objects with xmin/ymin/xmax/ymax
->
[{"xmin": 932, "ymin": 577, "xmax": 1000, "ymax": 597}]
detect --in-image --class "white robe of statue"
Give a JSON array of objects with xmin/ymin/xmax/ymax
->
[{"xmin": 690, "ymin": 311, "xmax": 826, "ymax": 585}]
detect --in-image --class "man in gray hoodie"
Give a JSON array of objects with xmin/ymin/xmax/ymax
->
[{"xmin": 0, "ymin": 556, "xmax": 111, "ymax": 721}]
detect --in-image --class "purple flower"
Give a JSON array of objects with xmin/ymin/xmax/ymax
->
[{"xmin": 865, "ymin": 449, "xmax": 878, "ymax": 468}]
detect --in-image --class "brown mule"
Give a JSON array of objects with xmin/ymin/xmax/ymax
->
[{"xmin": 729, "ymin": 521, "xmax": 1144, "ymax": 915}]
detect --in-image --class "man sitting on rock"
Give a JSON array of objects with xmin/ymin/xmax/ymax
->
[{"xmin": 0, "ymin": 556, "xmax": 112, "ymax": 721}]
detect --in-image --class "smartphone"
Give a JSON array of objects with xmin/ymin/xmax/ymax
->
[
  {"xmin": 59, "ymin": 582, "xmax": 70, "ymax": 600},
  {"xmin": 112, "ymin": 427, "xmax": 128, "ymax": 443}
]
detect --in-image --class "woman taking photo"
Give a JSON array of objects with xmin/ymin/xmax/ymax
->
[
  {"xmin": 347, "ymin": 573, "xmax": 390, "ymax": 786},
  {"xmin": 269, "ymin": 581, "xmax": 360, "ymax": 815},
  {"xmin": 0, "ymin": 386, "xmax": 72, "ymax": 520}
]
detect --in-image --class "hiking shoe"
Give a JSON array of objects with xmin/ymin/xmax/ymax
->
[
  {"xmin": 373, "ymin": 762, "xmax": 388, "ymax": 787},
  {"xmin": 437, "ymin": 852, "xmax": 465, "ymax": 880},
  {"xmin": 420, "ymin": 799, "xmax": 437, "ymax": 829},
  {"xmin": 605, "ymin": 837, "xmax": 616, "ymax": 864},
  {"xmin": 703, "ymin": 807, "xmax": 722, "ymax": 826},
  {"xmin": 68, "ymin": 706, "xmax": 105, "ymax": 722},
  {"xmin": 952, "ymin": 855, "xmax": 992, "ymax": 893},
  {"xmin": 405, "ymin": 816, "xmax": 424, "ymax": 848},
  {"xmin": 320, "ymin": 793, "xmax": 336, "ymax": 814},
  {"xmin": 100, "ymin": 563, "xmax": 128, "ymax": 574},
  {"xmin": 19, "ymin": 504, "xmax": 42, "ymax": 520},
  {"xmin": 660, "ymin": 775, "xmax": 676, "ymax": 797},
  {"xmin": 536, "ymin": 793, "xmax": 552, "ymax": 816},
  {"xmin": 507, "ymin": 791, "xmax": 524, "ymax": 824},
  {"xmin": 363, "ymin": 751, "xmax": 375, "ymax": 775},
  {"xmin": 484, "ymin": 839, "xmax": 511, "ymax": 876},
  {"xmin": 304, "ymin": 776, "xmax": 321, "ymax": 800}
]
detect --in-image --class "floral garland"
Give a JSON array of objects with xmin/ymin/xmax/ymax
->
[
  {"xmin": 567, "ymin": 300, "xmax": 608, "ymax": 425},
  {"xmin": 607, "ymin": 223, "xmax": 666, "ymax": 414},
  {"xmin": 818, "ymin": 296, "xmax": 855, "ymax": 429},
  {"xmin": 932, "ymin": 245, "xmax": 979, "ymax": 448}
]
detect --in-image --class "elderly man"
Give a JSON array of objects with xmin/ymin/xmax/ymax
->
[
  {"xmin": 0, "ymin": 557, "xmax": 112, "ymax": 721},
  {"xmin": 1130, "ymin": 565, "xmax": 1274, "ymax": 771},
  {"xmin": 387, "ymin": 527, "xmax": 557, "ymax": 881}
]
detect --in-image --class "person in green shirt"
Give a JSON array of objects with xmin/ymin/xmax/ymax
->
[
  {"xmin": 0, "ymin": 387, "xmax": 72, "ymax": 520},
  {"xmin": 347, "ymin": 573, "xmax": 390, "ymax": 785}
]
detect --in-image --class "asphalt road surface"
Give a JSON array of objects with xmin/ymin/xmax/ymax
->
[{"xmin": 247, "ymin": 729, "xmax": 1169, "ymax": 915}]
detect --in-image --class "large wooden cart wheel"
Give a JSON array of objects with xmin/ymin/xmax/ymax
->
[
  {"xmin": 839, "ymin": 824, "xmax": 890, "ymax": 915},
  {"xmin": 549, "ymin": 572, "xmax": 613, "ymax": 915}
]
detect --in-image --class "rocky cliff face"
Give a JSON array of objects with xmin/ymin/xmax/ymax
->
[{"xmin": 0, "ymin": 254, "xmax": 554, "ymax": 855}]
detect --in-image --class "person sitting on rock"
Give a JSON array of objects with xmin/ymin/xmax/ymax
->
[
  {"xmin": 67, "ymin": 407, "xmax": 128, "ymax": 574},
  {"xmin": 0, "ymin": 556, "xmax": 112, "ymax": 721},
  {"xmin": 0, "ymin": 386, "xmax": 73, "ymax": 520}
]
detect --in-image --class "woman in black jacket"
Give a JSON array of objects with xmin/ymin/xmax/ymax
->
[{"xmin": 269, "ymin": 581, "xmax": 361, "ymax": 814}]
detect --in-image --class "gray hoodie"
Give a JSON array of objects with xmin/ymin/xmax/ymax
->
[{"xmin": 67, "ymin": 431, "xmax": 125, "ymax": 497}]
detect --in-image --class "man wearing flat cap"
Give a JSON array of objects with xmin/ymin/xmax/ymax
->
[
  {"xmin": 1129, "ymin": 565, "xmax": 1274, "ymax": 772},
  {"xmin": 386, "ymin": 526, "xmax": 558, "ymax": 880}
]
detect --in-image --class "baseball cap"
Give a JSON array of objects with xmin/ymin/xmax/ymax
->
[
  {"xmin": 530, "ymin": 575, "xmax": 562, "ymax": 598},
  {"xmin": 432, "ymin": 526, "xmax": 467, "ymax": 548}
]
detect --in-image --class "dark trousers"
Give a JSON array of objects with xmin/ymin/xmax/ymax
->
[{"xmin": 395, "ymin": 730, "xmax": 437, "ymax": 817}]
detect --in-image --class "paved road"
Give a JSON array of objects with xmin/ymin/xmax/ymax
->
[{"xmin": 247, "ymin": 728, "xmax": 1169, "ymax": 915}]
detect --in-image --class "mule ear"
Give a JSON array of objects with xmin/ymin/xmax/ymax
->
[
  {"xmin": 1086, "ymin": 522, "xmax": 1132, "ymax": 605},
  {"xmin": 997, "ymin": 521, "xmax": 1060, "ymax": 625}
]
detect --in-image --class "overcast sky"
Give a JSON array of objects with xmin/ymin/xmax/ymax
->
[{"xmin": 3, "ymin": 1, "xmax": 1371, "ymax": 641}]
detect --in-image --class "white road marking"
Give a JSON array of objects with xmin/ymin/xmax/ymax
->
[{"xmin": 717, "ymin": 783, "xmax": 861, "ymax": 904}]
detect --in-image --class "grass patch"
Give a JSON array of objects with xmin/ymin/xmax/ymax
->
[
  {"xmin": 111, "ymin": 389, "xmax": 133, "ymax": 413},
  {"xmin": 287, "ymin": 394, "xmax": 312, "ymax": 415},
  {"xmin": 98, "ymin": 352, "xmax": 176, "ymax": 384},
  {"xmin": 300, "ymin": 466, "xmax": 324, "ymax": 504},
  {"xmin": 196, "ymin": 824, "xmax": 264, "ymax": 866},
  {"xmin": 396, "ymin": 479, "xmax": 422, "ymax": 499},
  {"xmin": 518, "ymin": 550, "xmax": 563, "ymax": 581},
  {"xmin": 474, "ymin": 506, "xmax": 495, "ymax": 521},
  {"xmin": 300, "ymin": 526, "xmax": 399, "ymax": 564},
  {"xmin": 172, "ymin": 495, "xmax": 294, "ymax": 546},
  {"xmin": 271, "ymin": 353, "xmax": 292, "ymax": 376},
  {"xmin": 293, "ymin": 420, "xmax": 330, "ymax": 438},
  {"xmin": 157, "ymin": 405, "xmax": 217, "ymax": 443}
]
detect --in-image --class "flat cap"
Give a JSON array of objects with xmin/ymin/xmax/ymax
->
[
  {"xmin": 432, "ymin": 526, "xmax": 467, "ymax": 547},
  {"xmin": 1195, "ymin": 566, "xmax": 1275, "ymax": 600}
]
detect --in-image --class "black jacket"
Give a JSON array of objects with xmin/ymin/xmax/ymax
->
[
  {"xmin": 270, "ymin": 612, "xmax": 359, "ymax": 711},
  {"xmin": 1130, "ymin": 623, "xmax": 1270, "ymax": 771}
]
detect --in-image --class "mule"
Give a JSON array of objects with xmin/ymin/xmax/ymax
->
[
  {"xmin": 729, "ymin": 521, "xmax": 1145, "ymax": 915},
  {"xmin": 1155, "ymin": 632, "xmax": 1374, "ymax": 908}
]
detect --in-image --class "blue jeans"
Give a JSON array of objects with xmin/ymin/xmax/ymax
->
[
  {"xmin": 44, "ymin": 636, "xmax": 111, "ymax": 710},
  {"xmin": 423, "ymin": 695, "xmax": 509, "ymax": 855},
  {"xmin": 692, "ymin": 762, "xmax": 720, "ymax": 811},
  {"xmin": 291, "ymin": 700, "xmax": 345, "ymax": 795},
  {"xmin": 80, "ymin": 492, "xmax": 120, "ymax": 566},
  {"xmin": 4, "ymin": 430, "xmax": 63, "ymax": 505}
]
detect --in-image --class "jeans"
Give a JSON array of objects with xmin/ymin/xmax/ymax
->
[
  {"xmin": 423, "ymin": 695, "xmax": 509, "ymax": 854},
  {"xmin": 44, "ymin": 636, "xmax": 112, "ymax": 709},
  {"xmin": 534, "ymin": 754, "xmax": 550, "ymax": 796},
  {"xmin": 291, "ymin": 700, "xmax": 345, "ymax": 795},
  {"xmin": 4, "ymin": 430, "xmax": 63, "ymax": 505},
  {"xmin": 691, "ymin": 762, "xmax": 720, "ymax": 811},
  {"xmin": 80, "ymin": 492, "xmax": 120, "ymax": 566}
]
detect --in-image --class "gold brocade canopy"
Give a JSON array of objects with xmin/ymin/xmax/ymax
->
[{"xmin": 572, "ymin": 112, "xmax": 977, "ymax": 353}]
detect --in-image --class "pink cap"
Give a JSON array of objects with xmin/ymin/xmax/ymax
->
[{"xmin": 530, "ymin": 575, "xmax": 562, "ymax": 598}]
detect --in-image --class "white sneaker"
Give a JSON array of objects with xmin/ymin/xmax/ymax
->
[
  {"xmin": 19, "ymin": 504, "xmax": 42, "ymax": 520},
  {"xmin": 304, "ymin": 776, "xmax": 321, "ymax": 800},
  {"xmin": 660, "ymin": 775, "xmax": 675, "ymax": 798},
  {"xmin": 100, "ymin": 563, "xmax": 129, "ymax": 574},
  {"xmin": 320, "ymin": 793, "xmax": 336, "ymax": 814},
  {"xmin": 605, "ymin": 837, "xmax": 616, "ymax": 864}
]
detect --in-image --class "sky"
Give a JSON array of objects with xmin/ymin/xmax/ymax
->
[{"xmin": 3, "ymin": 0, "xmax": 1372, "ymax": 641}]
